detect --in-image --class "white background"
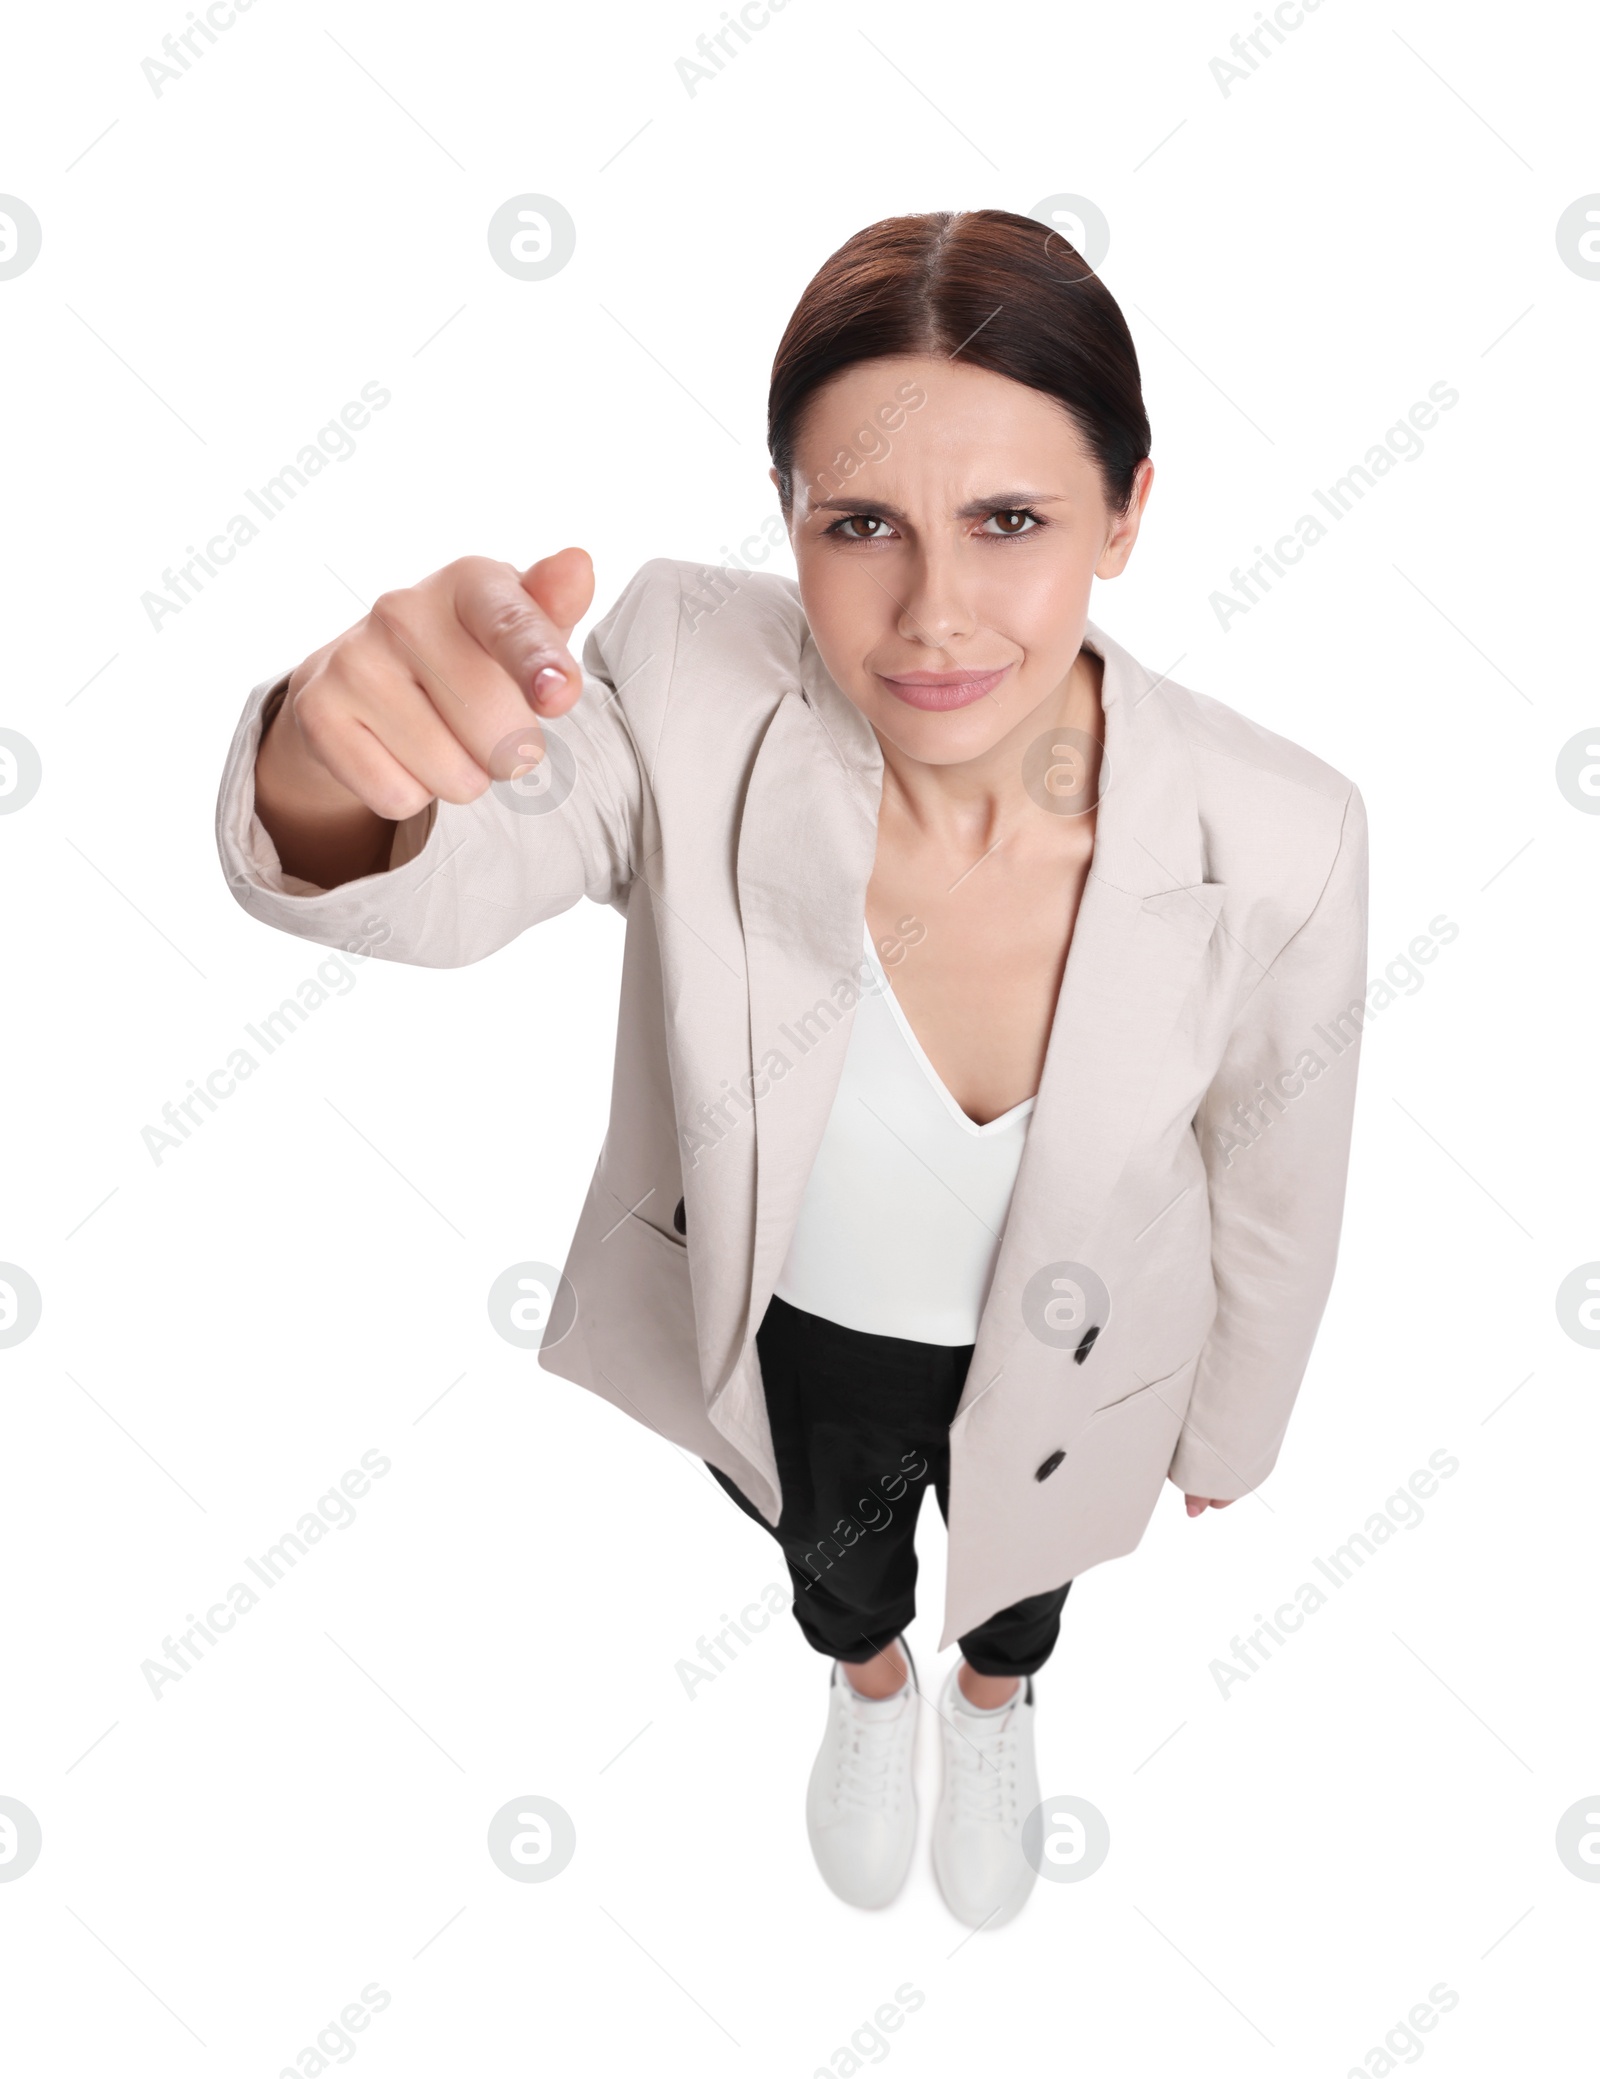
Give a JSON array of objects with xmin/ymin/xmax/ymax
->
[{"xmin": 2, "ymin": 0, "xmax": 1597, "ymax": 2072}]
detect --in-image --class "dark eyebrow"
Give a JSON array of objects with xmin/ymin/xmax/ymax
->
[{"xmin": 809, "ymin": 493, "xmax": 1067, "ymax": 522}]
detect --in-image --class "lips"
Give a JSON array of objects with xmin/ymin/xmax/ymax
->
[{"xmin": 876, "ymin": 665, "xmax": 1012, "ymax": 712}]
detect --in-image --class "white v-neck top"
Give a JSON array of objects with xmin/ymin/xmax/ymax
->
[{"xmin": 771, "ymin": 925, "xmax": 1036, "ymax": 1345}]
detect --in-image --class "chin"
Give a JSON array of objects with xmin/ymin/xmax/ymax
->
[{"xmin": 871, "ymin": 703, "xmax": 1015, "ymax": 765}]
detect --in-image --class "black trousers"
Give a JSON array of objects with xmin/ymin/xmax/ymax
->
[{"xmin": 708, "ymin": 1292, "xmax": 1071, "ymax": 1679}]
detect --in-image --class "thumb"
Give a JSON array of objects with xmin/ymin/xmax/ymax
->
[{"xmin": 520, "ymin": 546, "xmax": 594, "ymax": 645}]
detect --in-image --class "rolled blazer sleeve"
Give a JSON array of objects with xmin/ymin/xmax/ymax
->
[
  {"xmin": 1169, "ymin": 782, "xmax": 1369, "ymax": 1498},
  {"xmin": 214, "ymin": 577, "xmax": 655, "ymax": 967}
]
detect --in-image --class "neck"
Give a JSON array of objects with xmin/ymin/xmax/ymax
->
[{"xmin": 875, "ymin": 646, "xmax": 1106, "ymax": 846}]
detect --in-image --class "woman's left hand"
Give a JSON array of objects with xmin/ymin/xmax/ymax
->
[{"xmin": 1183, "ymin": 1495, "xmax": 1236, "ymax": 1517}]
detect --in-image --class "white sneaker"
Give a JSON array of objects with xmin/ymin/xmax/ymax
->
[
  {"xmin": 805, "ymin": 1639, "xmax": 919, "ymax": 1909},
  {"xmin": 931, "ymin": 1663, "xmax": 1040, "ymax": 1929}
]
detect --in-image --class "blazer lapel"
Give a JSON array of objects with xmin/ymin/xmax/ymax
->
[
  {"xmin": 729, "ymin": 633, "xmax": 883, "ymax": 1391},
  {"xmin": 955, "ymin": 626, "xmax": 1226, "ymax": 1415},
  {"xmin": 726, "ymin": 618, "xmax": 1225, "ymax": 1428}
]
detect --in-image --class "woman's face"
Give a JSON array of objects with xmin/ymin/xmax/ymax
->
[{"xmin": 780, "ymin": 355, "xmax": 1152, "ymax": 768}]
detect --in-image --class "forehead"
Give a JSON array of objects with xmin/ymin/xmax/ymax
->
[{"xmin": 795, "ymin": 353, "xmax": 1091, "ymax": 465}]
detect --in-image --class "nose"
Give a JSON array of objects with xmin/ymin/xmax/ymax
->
[{"xmin": 895, "ymin": 539, "xmax": 979, "ymax": 651}]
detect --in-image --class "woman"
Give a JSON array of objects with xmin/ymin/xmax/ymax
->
[{"xmin": 217, "ymin": 209, "xmax": 1368, "ymax": 1930}]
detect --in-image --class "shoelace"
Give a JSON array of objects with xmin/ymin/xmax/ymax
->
[
  {"xmin": 946, "ymin": 1700, "xmax": 1021, "ymax": 1828},
  {"xmin": 831, "ymin": 1690, "xmax": 911, "ymax": 1816}
]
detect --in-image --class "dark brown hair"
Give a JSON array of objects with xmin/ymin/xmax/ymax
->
[{"xmin": 768, "ymin": 208, "xmax": 1150, "ymax": 519}]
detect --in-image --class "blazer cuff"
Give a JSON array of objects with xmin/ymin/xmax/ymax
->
[{"xmin": 1166, "ymin": 1432, "xmax": 1274, "ymax": 1501}]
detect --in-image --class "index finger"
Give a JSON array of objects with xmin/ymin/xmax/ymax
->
[{"xmin": 453, "ymin": 554, "xmax": 590, "ymax": 718}]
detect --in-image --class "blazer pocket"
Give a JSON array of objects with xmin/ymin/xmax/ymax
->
[
  {"xmin": 1141, "ymin": 880, "xmax": 1228, "ymax": 947},
  {"xmin": 1089, "ymin": 1353, "xmax": 1199, "ymax": 1421},
  {"xmin": 625, "ymin": 1209, "xmax": 689, "ymax": 1257},
  {"xmin": 573, "ymin": 1196, "xmax": 704, "ymax": 1426}
]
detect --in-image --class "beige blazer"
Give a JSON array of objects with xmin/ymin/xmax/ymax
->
[{"xmin": 216, "ymin": 559, "xmax": 1368, "ymax": 1647}]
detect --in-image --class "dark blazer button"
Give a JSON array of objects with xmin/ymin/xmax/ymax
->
[
  {"xmin": 672, "ymin": 1196, "xmax": 687, "ymax": 1235},
  {"xmin": 1073, "ymin": 1324, "xmax": 1100, "ymax": 1365},
  {"xmin": 1035, "ymin": 1450, "xmax": 1066, "ymax": 1481}
]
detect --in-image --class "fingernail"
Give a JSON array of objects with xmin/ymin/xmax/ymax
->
[{"xmin": 532, "ymin": 666, "xmax": 566, "ymax": 702}]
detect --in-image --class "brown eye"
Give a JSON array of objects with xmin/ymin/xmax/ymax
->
[
  {"xmin": 990, "ymin": 510, "xmax": 1032, "ymax": 534},
  {"xmin": 844, "ymin": 515, "xmax": 883, "ymax": 539}
]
